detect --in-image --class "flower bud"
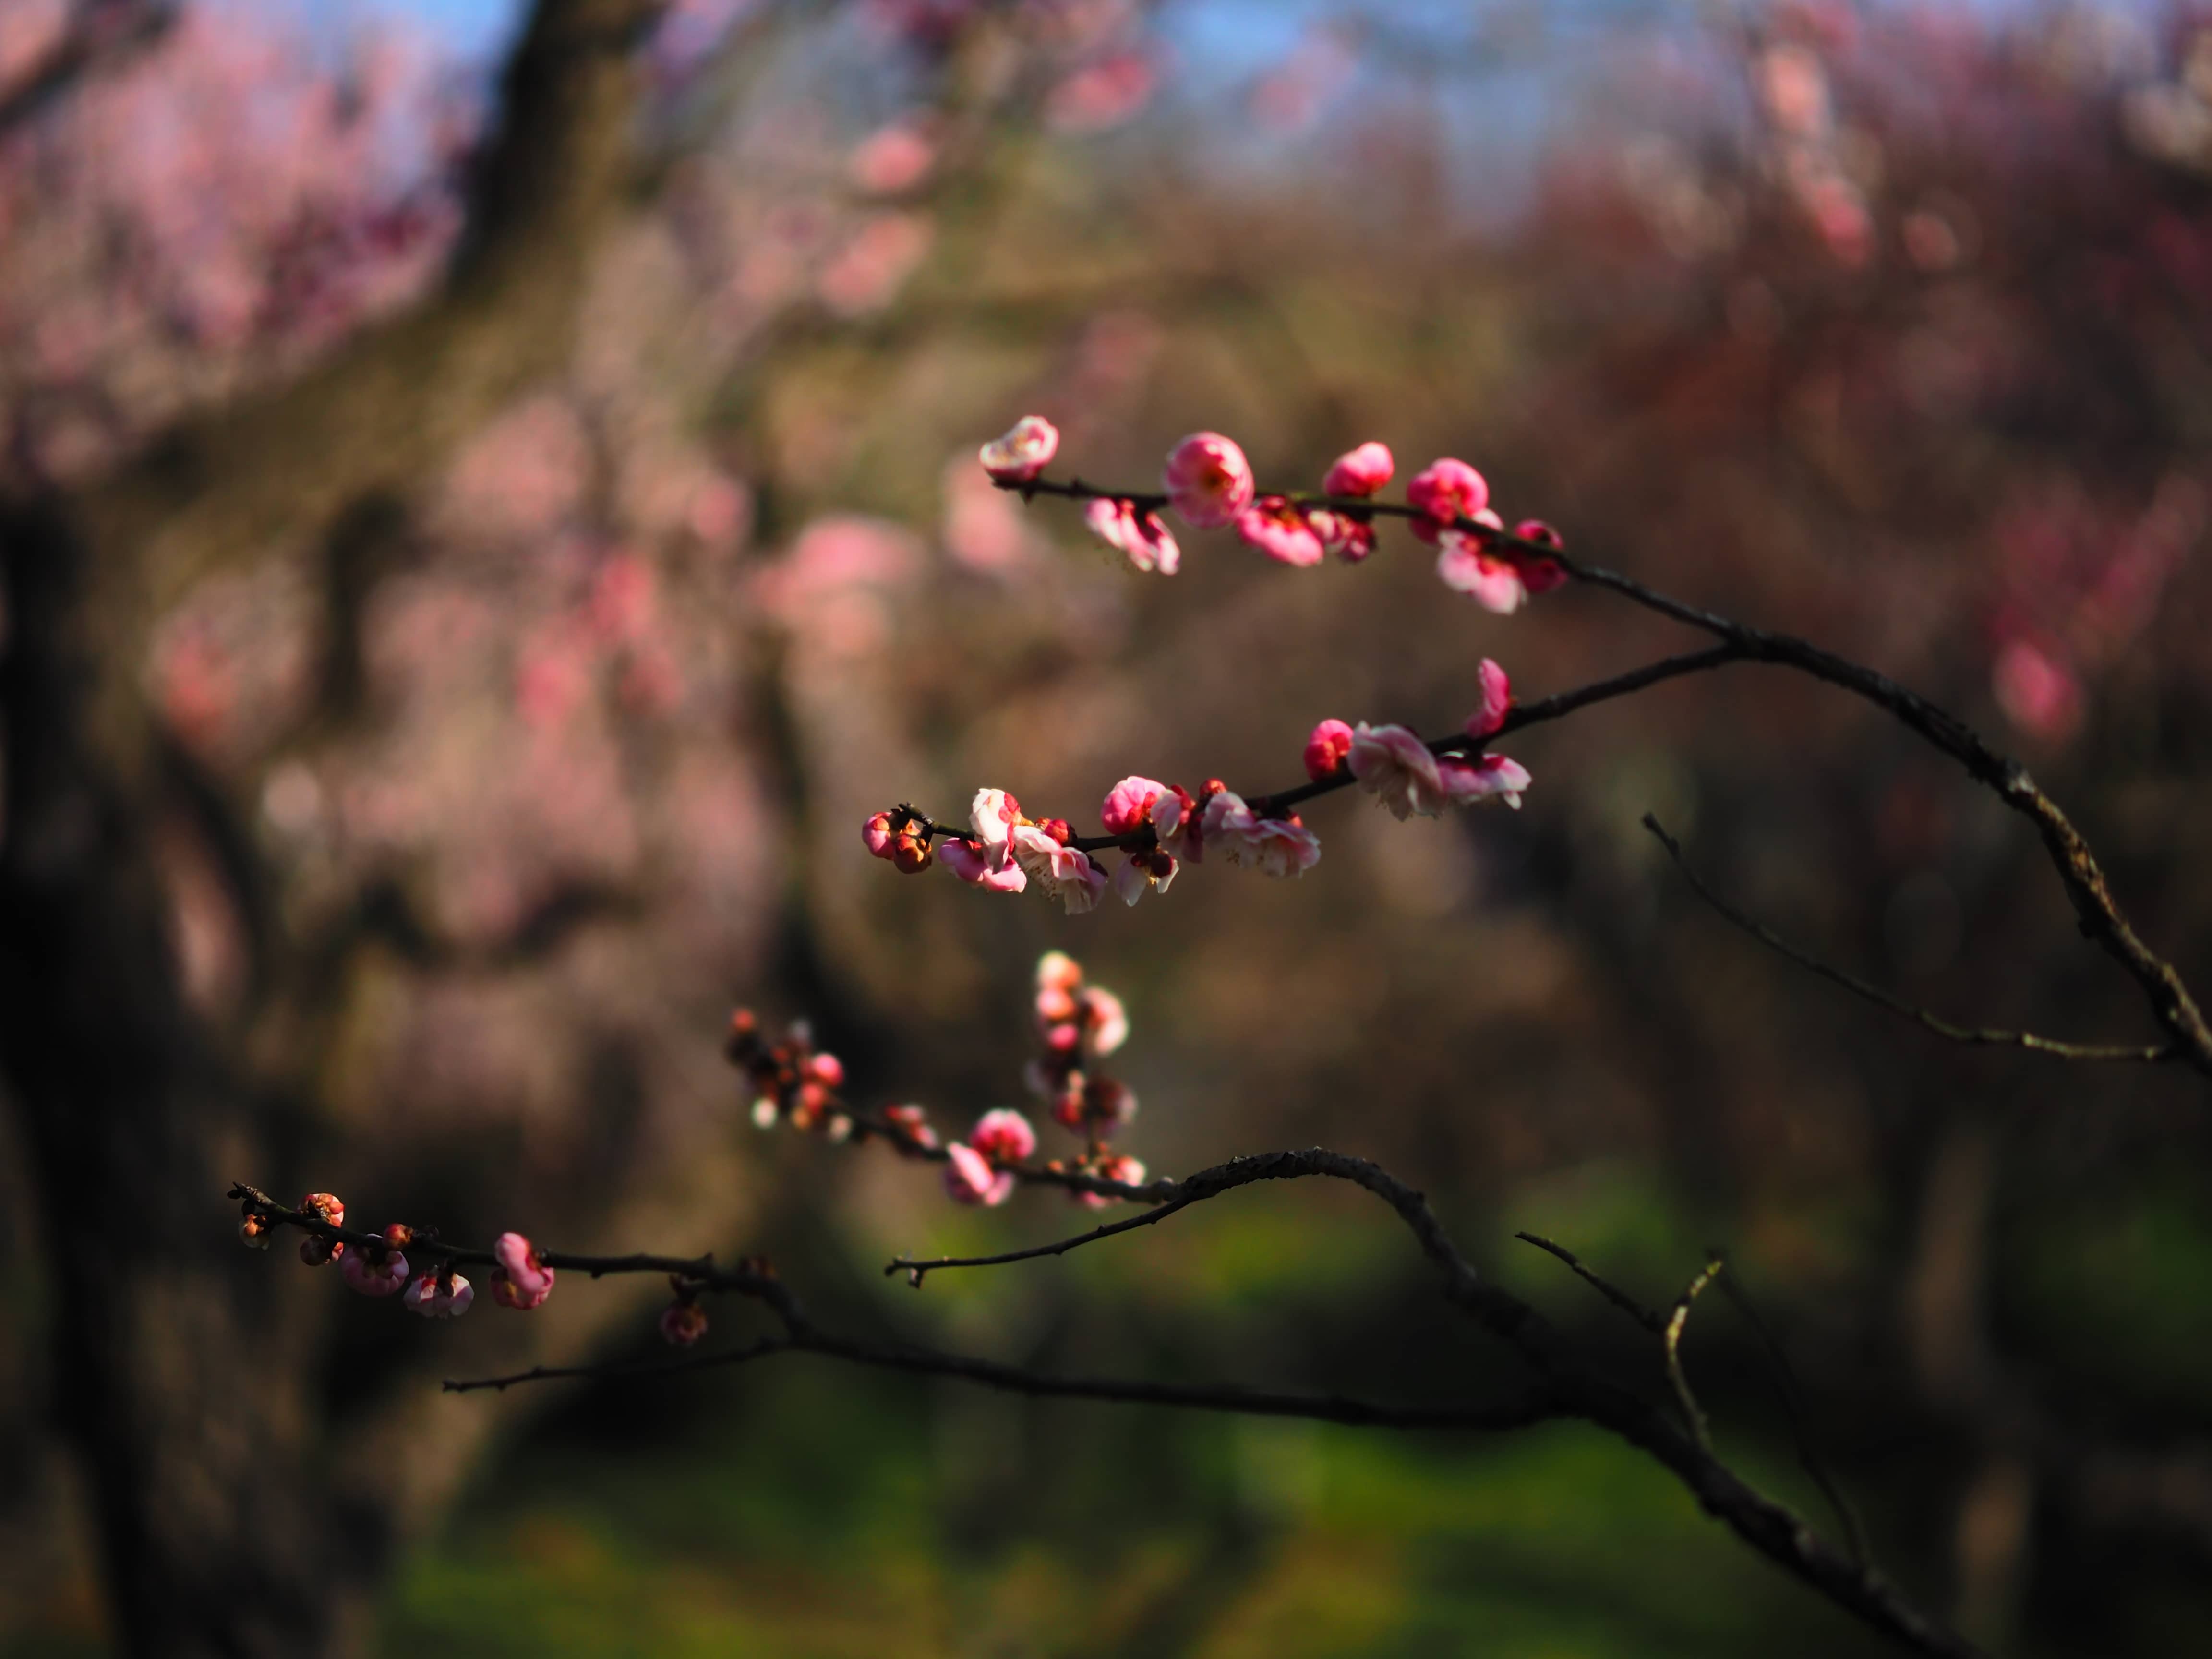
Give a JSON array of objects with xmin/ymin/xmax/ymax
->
[{"xmin": 660, "ymin": 1301, "xmax": 709, "ymax": 1347}]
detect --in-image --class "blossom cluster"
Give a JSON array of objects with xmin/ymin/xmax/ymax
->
[
  {"xmin": 977, "ymin": 418, "xmax": 1567, "ymax": 613},
  {"xmin": 234, "ymin": 1190, "xmax": 564, "ymax": 1325},
  {"xmin": 940, "ymin": 952, "xmax": 1145, "ymax": 1207},
  {"xmin": 862, "ymin": 657, "xmax": 1528, "ymax": 911},
  {"xmin": 725, "ymin": 1008, "xmax": 853, "ymax": 1137}
]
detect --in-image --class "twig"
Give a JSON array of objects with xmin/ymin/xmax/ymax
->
[
  {"xmin": 886, "ymin": 1194, "xmax": 1202, "ymax": 1284},
  {"xmin": 1513, "ymin": 1231, "xmax": 1665, "ymax": 1333},
  {"xmin": 1665, "ymin": 1256, "xmax": 1727, "ymax": 1452},
  {"xmin": 1641, "ymin": 815, "xmax": 2174, "ymax": 1064},
  {"xmin": 1717, "ymin": 1270, "xmax": 1871, "ymax": 1571}
]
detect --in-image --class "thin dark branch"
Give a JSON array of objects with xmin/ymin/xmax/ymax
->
[
  {"xmin": 1642, "ymin": 815, "xmax": 2175, "ymax": 1064},
  {"xmin": 997, "ymin": 471, "xmax": 2212, "ymax": 1079},
  {"xmin": 1514, "ymin": 1231, "xmax": 1666, "ymax": 1333},
  {"xmin": 886, "ymin": 1194, "xmax": 1202, "ymax": 1283},
  {"xmin": 1718, "ymin": 1270, "xmax": 1871, "ymax": 1571}
]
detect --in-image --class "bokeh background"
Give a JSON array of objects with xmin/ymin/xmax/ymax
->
[{"xmin": 3, "ymin": 0, "xmax": 2211, "ymax": 1655}]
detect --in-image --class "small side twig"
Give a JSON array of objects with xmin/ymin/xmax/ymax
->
[
  {"xmin": 1513, "ymin": 1231, "xmax": 1665, "ymax": 1333},
  {"xmin": 1642, "ymin": 815, "xmax": 2174, "ymax": 1065},
  {"xmin": 1666, "ymin": 1255, "xmax": 1727, "ymax": 1452},
  {"xmin": 887, "ymin": 1194, "xmax": 1202, "ymax": 1285}
]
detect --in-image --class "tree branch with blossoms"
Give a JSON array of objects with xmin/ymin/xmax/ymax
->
[
  {"xmin": 228, "ymin": 413, "xmax": 2212, "ymax": 1659},
  {"xmin": 231, "ymin": 949, "xmax": 1986, "ymax": 1658},
  {"xmin": 861, "ymin": 416, "xmax": 2212, "ymax": 1079}
]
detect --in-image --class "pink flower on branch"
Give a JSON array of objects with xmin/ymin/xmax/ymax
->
[
  {"xmin": 1100, "ymin": 775, "xmax": 1171, "ymax": 836},
  {"xmin": 660, "ymin": 1300, "xmax": 709, "ymax": 1347},
  {"xmin": 1466, "ymin": 659, "xmax": 1513, "ymax": 739},
  {"xmin": 1407, "ymin": 457, "xmax": 1490, "ymax": 545},
  {"xmin": 1113, "ymin": 849, "xmax": 1178, "ymax": 905},
  {"xmin": 1348, "ymin": 721, "xmax": 1451, "ymax": 819},
  {"xmin": 1305, "ymin": 718, "xmax": 1355, "ymax": 781},
  {"xmin": 943, "ymin": 1141, "xmax": 1016, "ymax": 1206},
  {"xmin": 1202, "ymin": 791, "xmax": 1322, "ymax": 877},
  {"xmin": 1073, "ymin": 1154, "xmax": 1148, "ymax": 1209},
  {"xmin": 1163, "ymin": 432, "xmax": 1256, "ymax": 529},
  {"xmin": 1437, "ymin": 753, "xmax": 1531, "ymax": 810},
  {"xmin": 404, "ymin": 1270, "xmax": 474, "ymax": 1319},
  {"xmin": 1236, "ymin": 496, "xmax": 1326, "ymax": 567},
  {"xmin": 1011, "ymin": 823, "xmax": 1110, "ymax": 914},
  {"xmin": 490, "ymin": 1232, "xmax": 555, "ymax": 1310},
  {"xmin": 1322, "ymin": 442, "xmax": 1394, "ymax": 497},
  {"xmin": 969, "ymin": 1108, "xmax": 1037, "ymax": 1164},
  {"xmin": 979, "ymin": 415, "xmax": 1060, "ymax": 484},
  {"xmin": 1436, "ymin": 524, "xmax": 1528, "ymax": 613},
  {"xmin": 342, "ymin": 1231, "xmax": 409, "ymax": 1297},
  {"xmin": 1084, "ymin": 497, "xmax": 1180, "ymax": 574}
]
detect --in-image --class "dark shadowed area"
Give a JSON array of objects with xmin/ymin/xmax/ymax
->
[{"xmin": 2, "ymin": 2, "xmax": 2210, "ymax": 1656}]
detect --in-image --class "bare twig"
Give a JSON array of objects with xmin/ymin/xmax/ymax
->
[
  {"xmin": 1665, "ymin": 1256, "xmax": 1727, "ymax": 1452},
  {"xmin": 886, "ymin": 1193, "xmax": 1203, "ymax": 1284},
  {"xmin": 1514, "ymin": 1231, "xmax": 1666, "ymax": 1333},
  {"xmin": 1642, "ymin": 815, "xmax": 2174, "ymax": 1064}
]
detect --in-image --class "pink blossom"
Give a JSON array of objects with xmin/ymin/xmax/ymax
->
[
  {"xmin": 403, "ymin": 1271, "xmax": 474, "ymax": 1319},
  {"xmin": 1163, "ymin": 433, "xmax": 1256, "ymax": 529},
  {"xmin": 1080, "ymin": 986, "xmax": 1130, "ymax": 1055},
  {"xmin": 1236, "ymin": 497, "xmax": 1326, "ymax": 567},
  {"xmin": 1201, "ymin": 792, "xmax": 1322, "ymax": 876},
  {"xmin": 979, "ymin": 416, "xmax": 1060, "ymax": 484},
  {"xmin": 1075, "ymin": 1154, "xmax": 1148, "ymax": 1209},
  {"xmin": 1100, "ymin": 776, "xmax": 1172, "ymax": 837},
  {"xmin": 1151, "ymin": 785, "xmax": 1202, "ymax": 863},
  {"xmin": 1437, "ymin": 753, "xmax": 1531, "ymax": 810},
  {"xmin": 1436, "ymin": 526, "xmax": 1530, "ymax": 613},
  {"xmin": 1466, "ymin": 659, "xmax": 1512, "ymax": 739},
  {"xmin": 1036, "ymin": 950, "xmax": 1082, "ymax": 995},
  {"xmin": 1011, "ymin": 824, "xmax": 1110, "ymax": 914},
  {"xmin": 1083, "ymin": 498, "xmax": 1181, "ymax": 574},
  {"xmin": 941, "ymin": 837, "xmax": 1028, "ymax": 891},
  {"xmin": 970, "ymin": 1108, "xmax": 1038, "ymax": 1164},
  {"xmin": 1307, "ymin": 510, "xmax": 1377, "ymax": 563},
  {"xmin": 1323, "ymin": 442, "xmax": 1395, "ymax": 497},
  {"xmin": 1348, "ymin": 722, "xmax": 1449, "ymax": 819},
  {"xmin": 342, "ymin": 1248, "xmax": 408, "ymax": 1297},
  {"xmin": 806, "ymin": 1052, "xmax": 844, "ymax": 1089},
  {"xmin": 1304, "ymin": 718, "xmax": 1354, "ymax": 781},
  {"xmin": 883, "ymin": 1103, "xmax": 939, "ymax": 1150},
  {"xmin": 297, "ymin": 1192, "xmax": 344, "ymax": 1266},
  {"xmin": 1407, "ymin": 458, "xmax": 1490, "ymax": 545},
  {"xmin": 1993, "ymin": 638, "xmax": 2082, "ymax": 740},
  {"xmin": 660, "ymin": 1301, "xmax": 709, "ymax": 1346},
  {"xmin": 849, "ymin": 121, "xmax": 936, "ymax": 195},
  {"xmin": 862, "ymin": 811, "xmax": 898, "ymax": 858},
  {"xmin": 1113, "ymin": 850, "xmax": 1178, "ymax": 905},
  {"xmin": 1511, "ymin": 521, "xmax": 1570, "ymax": 594},
  {"xmin": 943, "ymin": 1142, "xmax": 1017, "ymax": 1206},
  {"xmin": 490, "ymin": 1232, "xmax": 555, "ymax": 1310}
]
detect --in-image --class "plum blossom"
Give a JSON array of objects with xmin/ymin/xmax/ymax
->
[
  {"xmin": 1436, "ymin": 522, "xmax": 1528, "ymax": 613},
  {"xmin": 1304, "ymin": 718, "xmax": 1354, "ymax": 781},
  {"xmin": 1407, "ymin": 458, "xmax": 1490, "ymax": 544},
  {"xmin": 1202, "ymin": 791, "xmax": 1322, "ymax": 876},
  {"xmin": 296, "ymin": 1192, "xmax": 345, "ymax": 1265},
  {"xmin": 979, "ymin": 415, "xmax": 1059, "ymax": 484},
  {"xmin": 1100, "ymin": 775, "xmax": 1171, "ymax": 835},
  {"xmin": 1011, "ymin": 822, "xmax": 1110, "ymax": 913},
  {"xmin": 862, "ymin": 808, "xmax": 932, "ymax": 872},
  {"xmin": 1349, "ymin": 722, "xmax": 1452, "ymax": 819},
  {"xmin": 941, "ymin": 787, "xmax": 1027, "ymax": 892},
  {"xmin": 1236, "ymin": 496, "xmax": 1326, "ymax": 567},
  {"xmin": 342, "ymin": 1245, "xmax": 408, "ymax": 1297},
  {"xmin": 1113, "ymin": 849, "xmax": 1177, "ymax": 905},
  {"xmin": 1510, "ymin": 520, "xmax": 1570, "ymax": 594},
  {"xmin": 1323, "ymin": 442, "xmax": 1394, "ymax": 497},
  {"xmin": 239, "ymin": 1212, "xmax": 276, "ymax": 1249},
  {"xmin": 883, "ymin": 1103, "xmax": 939, "ymax": 1150},
  {"xmin": 1074, "ymin": 1154, "xmax": 1147, "ymax": 1209},
  {"xmin": 490, "ymin": 1231, "xmax": 556, "ymax": 1310},
  {"xmin": 1307, "ymin": 509, "xmax": 1376, "ymax": 563},
  {"xmin": 1466, "ymin": 659, "xmax": 1512, "ymax": 739},
  {"xmin": 1163, "ymin": 433, "xmax": 1256, "ymax": 529},
  {"xmin": 1438, "ymin": 753, "xmax": 1531, "ymax": 809},
  {"xmin": 1151, "ymin": 784, "xmax": 1203, "ymax": 863},
  {"xmin": 1083, "ymin": 497, "xmax": 1180, "ymax": 574},
  {"xmin": 1079, "ymin": 986, "xmax": 1129, "ymax": 1055},
  {"xmin": 403, "ymin": 1270, "xmax": 474, "ymax": 1319},
  {"xmin": 969, "ymin": 1108, "xmax": 1037, "ymax": 1164},
  {"xmin": 943, "ymin": 1141, "xmax": 1017, "ymax": 1206},
  {"xmin": 660, "ymin": 1300, "xmax": 709, "ymax": 1346}
]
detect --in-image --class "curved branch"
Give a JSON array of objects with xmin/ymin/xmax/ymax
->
[
  {"xmin": 994, "ymin": 471, "xmax": 2212, "ymax": 1080},
  {"xmin": 1643, "ymin": 815, "xmax": 2176, "ymax": 1064}
]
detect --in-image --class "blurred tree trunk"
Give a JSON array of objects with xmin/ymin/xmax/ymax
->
[{"xmin": 0, "ymin": 2, "xmax": 664, "ymax": 1652}]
